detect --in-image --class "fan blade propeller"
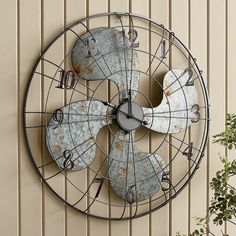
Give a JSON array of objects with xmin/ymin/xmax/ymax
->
[
  {"xmin": 72, "ymin": 27, "xmax": 140, "ymax": 100},
  {"xmin": 142, "ymin": 69, "xmax": 198, "ymax": 134},
  {"xmin": 109, "ymin": 130, "xmax": 165, "ymax": 202},
  {"xmin": 46, "ymin": 100, "xmax": 111, "ymax": 171}
]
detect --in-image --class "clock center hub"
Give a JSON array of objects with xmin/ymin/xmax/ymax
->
[{"xmin": 116, "ymin": 101, "xmax": 144, "ymax": 132}]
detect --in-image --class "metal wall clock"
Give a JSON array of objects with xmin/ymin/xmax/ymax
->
[{"xmin": 23, "ymin": 12, "xmax": 210, "ymax": 220}]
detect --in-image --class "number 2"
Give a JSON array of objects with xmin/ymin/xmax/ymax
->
[{"xmin": 185, "ymin": 68, "xmax": 194, "ymax": 86}]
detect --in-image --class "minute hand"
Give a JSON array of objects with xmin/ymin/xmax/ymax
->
[{"xmin": 127, "ymin": 90, "xmax": 133, "ymax": 116}]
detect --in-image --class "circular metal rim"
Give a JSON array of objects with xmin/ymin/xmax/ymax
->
[{"xmin": 22, "ymin": 11, "xmax": 210, "ymax": 221}]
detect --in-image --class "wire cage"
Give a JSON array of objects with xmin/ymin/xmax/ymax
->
[{"xmin": 23, "ymin": 12, "xmax": 210, "ymax": 220}]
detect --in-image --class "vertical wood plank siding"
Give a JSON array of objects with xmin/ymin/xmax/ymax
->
[{"xmin": 0, "ymin": 1, "xmax": 233, "ymax": 235}]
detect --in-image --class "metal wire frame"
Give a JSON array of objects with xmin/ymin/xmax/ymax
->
[
  {"xmin": 67, "ymin": 55, "xmax": 192, "ymax": 165},
  {"xmin": 24, "ymin": 12, "xmax": 208, "ymax": 216},
  {"xmin": 24, "ymin": 68, "xmax": 204, "ymax": 216},
  {"xmin": 22, "ymin": 12, "xmax": 210, "ymax": 220},
  {"xmin": 55, "ymin": 61, "xmax": 203, "ymax": 210},
  {"xmin": 23, "ymin": 48, "xmax": 205, "ymax": 218}
]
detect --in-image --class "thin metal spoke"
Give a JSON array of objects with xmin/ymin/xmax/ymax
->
[
  {"xmin": 41, "ymin": 58, "xmax": 64, "ymax": 70},
  {"xmin": 37, "ymin": 137, "xmax": 93, "ymax": 169},
  {"xmin": 162, "ymin": 134, "xmax": 205, "ymax": 181},
  {"xmin": 163, "ymin": 138, "xmax": 199, "ymax": 167},
  {"xmin": 146, "ymin": 155, "xmax": 169, "ymax": 202},
  {"xmin": 115, "ymin": 13, "xmax": 129, "ymax": 100},
  {"xmin": 119, "ymin": 131, "xmax": 131, "ymax": 220},
  {"xmin": 72, "ymin": 128, "xmax": 119, "ymax": 207},
  {"xmin": 77, "ymin": 79, "xmax": 96, "ymax": 93},
  {"xmin": 164, "ymin": 137, "xmax": 186, "ymax": 154},
  {"xmin": 145, "ymin": 114, "xmax": 209, "ymax": 121},
  {"xmin": 144, "ymin": 105, "xmax": 210, "ymax": 115},
  {"xmin": 170, "ymin": 135, "xmax": 204, "ymax": 156},
  {"xmin": 82, "ymin": 180, "xmax": 103, "ymax": 213},
  {"xmin": 35, "ymin": 71, "xmax": 89, "ymax": 97},
  {"xmin": 73, "ymin": 160, "xmax": 111, "ymax": 208},
  {"xmin": 44, "ymin": 143, "xmax": 96, "ymax": 181},
  {"xmin": 127, "ymin": 13, "xmax": 138, "ymax": 103},
  {"xmin": 163, "ymin": 63, "xmax": 195, "ymax": 92},
  {"xmin": 25, "ymin": 118, "xmax": 108, "ymax": 129},
  {"xmin": 34, "ymin": 71, "xmax": 113, "ymax": 105},
  {"xmin": 41, "ymin": 56, "xmax": 96, "ymax": 94},
  {"xmin": 75, "ymin": 23, "xmax": 113, "ymax": 75},
  {"xmin": 26, "ymin": 111, "xmax": 115, "ymax": 118},
  {"xmin": 130, "ymin": 132, "xmax": 138, "ymax": 218},
  {"xmin": 68, "ymin": 28, "xmax": 112, "ymax": 77},
  {"xmin": 146, "ymin": 25, "xmax": 165, "ymax": 74},
  {"xmin": 127, "ymin": 13, "xmax": 135, "ymax": 114},
  {"xmin": 167, "ymin": 73, "xmax": 203, "ymax": 97},
  {"xmin": 151, "ymin": 32, "xmax": 175, "ymax": 77}
]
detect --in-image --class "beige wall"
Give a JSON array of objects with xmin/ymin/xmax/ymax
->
[{"xmin": 1, "ymin": 0, "xmax": 236, "ymax": 235}]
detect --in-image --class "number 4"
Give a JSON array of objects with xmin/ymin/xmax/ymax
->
[{"xmin": 182, "ymin": 142, "xmax": 193, "ymax": 160}]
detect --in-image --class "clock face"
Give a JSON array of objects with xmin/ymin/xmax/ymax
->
[{"xmin": 23, "ymin": 12, "xmax": 210, "ymax": 220}]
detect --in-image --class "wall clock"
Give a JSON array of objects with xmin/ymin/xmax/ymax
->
[{"xmin": 23, "ymin": 12, "xmax": 210, "ymax": 220}]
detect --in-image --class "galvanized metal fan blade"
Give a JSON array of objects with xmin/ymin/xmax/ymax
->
[
  {"xmin": 142, "ymin": 69, "xmax": 198, "ymax": 134},
  {"xmin": 109, "ymin": 129, "xmax": 165, "ymax": 203},
  {"xmin": 71, "ymin": 27, "xmax": 140, "ymax": 100},
  {"xmin": 46, "ymin": 100, "xmax": 111, "ymax": 171}
]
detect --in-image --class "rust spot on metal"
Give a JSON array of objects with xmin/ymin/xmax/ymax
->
[
  {"xmin": 174, "ymin": 125, "xmax": 181, "ymax": 133},
  {"xmin": 114, "ymin": 142, "xmax": 122, "ymax": 150},
  {"xmin": 119, "ymin": 166, "xmax": 127, "ymax": 175},
  {"xmin": 54, "ymin": 144, "xmax": 62, "ymax": 155},
  {"xmin": 164, "ymin": 89, "xmax": 172, "ymax": 97},
  {"xmin": 74, "ymin": 64, "xmax": 81, "ymax": 74},
  {"xmin": 79, "ymin": 101, "xmax": 86, "ymax": 110},
  {"xmin": 86, "ymin": 66, "xmax": 94, "ymax": 74}
]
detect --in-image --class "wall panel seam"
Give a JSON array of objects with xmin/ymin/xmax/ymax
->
[
  {"xmin": 225, "ymin": 0, "xmax": 228, "ymax": 233},
  {"xmin": 206, "ymin": 0, "xmax": 210, "ymax": 232},
  {"xmin": 188, "ymin": 0, "xmax": 191, "ymax": 234},
  {"xmin": 41, "ymin": 1, "xmax": 45, "ymax": 236},
  {"xmin": 168, "ymin": 0, "xmax": 172, "ymax": 235},
  {"xmin": 64, "ymin": 0, "xmax": 67, "ymax": 235},
  {"xmin": 17, "ymin": 0, "xmax": 21, "ymax": 234}
]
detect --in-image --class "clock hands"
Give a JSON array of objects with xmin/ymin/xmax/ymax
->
[
  {"xmin": 45, "ymin": 66, "xmax": 199, "ymax": 174},
  {"xmin": 102, "ymin": 101, "xmax": 147, "ymax": 126}
]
